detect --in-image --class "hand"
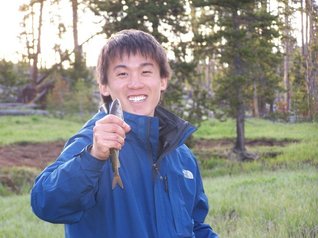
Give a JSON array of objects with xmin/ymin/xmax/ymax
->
[{"xmin": 90, "ymin": 114, "xmax": 131, "ymax": 160}]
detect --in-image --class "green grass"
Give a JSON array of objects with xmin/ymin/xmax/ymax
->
[
  {"xmin": 205, "ymin": 168, "xmax": 318, "ymax": 238},
  {"xmin": 0, "ymin": 115, "xmax": 318, "ymax": 237},
  {"xmin": 0, "ymin": 115, "xmax": 83, "ymax": 145},
  {"xmin": 196, "ymin": 118, "xmax": 318, "ymax": 141},
  {"xmin": 196, "ymin": 119, "xmax": 237, "ymax": 139},
  {"xmin": 0, "ymin": 167, "xmax": 40, "ymax": 196},
  {"xmin": 0, "ymin": 195, "xmax": 63, "ymax": 237},
  {"xmin": 195, "ymin": 118, "xmax": 318, "ymax": 176},
  {"xmin": 0, "ymin": 169, "xmax": 316, "ymax": 238}
]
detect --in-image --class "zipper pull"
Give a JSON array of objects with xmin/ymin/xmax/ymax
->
[
  {"xmin": 153, "ymin": 163, "xmax": 162, "ymax": 178},
  {"xmin": 153, "ymin": 163, "xmax": 159, "ymax": 175},
  {"xmin": 153, "ymin": 163, "xmax": 168, "ymax": 192}
]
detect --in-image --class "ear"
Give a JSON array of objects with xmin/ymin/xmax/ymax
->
[
  {"xmin": 99, "ymin": 84, "xmax": 110, "ymax": 97},
  {"xmin": 160, "ymin": 77, "xmax": 168, "ymax": 91}
]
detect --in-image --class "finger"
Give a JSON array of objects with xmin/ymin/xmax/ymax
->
[
  {"xmin": 94, "ymin": 123, "xmax": 127, "ymax": 141},
  {"xmin": 122, "ymin": 121, "xmax": 131, "ymax": 133},
  {"xmin": 101, "ymin": 132, "xmax": 125, "ymax": 147},
  {"xmin": 98, "ymin": 114, "xmax": 122, "ymax": 124},
  {"xmin": 96, "ymin": 138, "xmax": 122, "ymax": 151},
  {"xmin": 94, "ymin": 130, "xmax": 125, "ymax": 149},
  {"xmin": 97, "ymin": 115, "xmax": 131, "ymax": 133},
  {"xmin": 91, "ymin": 133, "xmax": 124, "ymax": 160}
]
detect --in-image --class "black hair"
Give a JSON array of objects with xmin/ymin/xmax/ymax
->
[{"xmin": 96, "ymin": 29, "xmax": 171, "ymax": 108}]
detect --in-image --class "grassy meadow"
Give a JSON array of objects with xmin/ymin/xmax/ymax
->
[
  {"xmin": 195, "ymin": 118, "xmax": 318, "ymax": 177},
  {"xmin": 0, "ymin": 115, "xmax": 317, "ymax": 237},
  {"xmin": 0, "ymin": 115, "xmax": 83, "ymax": 146}
]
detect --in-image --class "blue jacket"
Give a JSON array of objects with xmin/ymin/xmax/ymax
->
[{"xmin": 31, "ymin": 106, "xmax": 218, "ymax": 238}]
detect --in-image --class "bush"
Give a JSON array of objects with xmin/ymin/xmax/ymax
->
[
  {"xmin": 0, "ymin": 167, "xmax": 39, "ymax": 196},
  {"xmin": 47, "ymin": 76, "xmax": 99, "ymax": 120}
]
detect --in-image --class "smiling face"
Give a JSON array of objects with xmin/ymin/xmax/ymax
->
[{"xmin": 99, "ymin": 53, "xmax": 168, "ymax": 117}]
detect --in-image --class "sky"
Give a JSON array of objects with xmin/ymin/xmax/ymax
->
[
  {"xmin": 0, "ymin": 1, "xmax": 24, "ymax": 63},
  {"xmin": 0, "ymin": 0, "xmax": 105, "ymax": 67}
]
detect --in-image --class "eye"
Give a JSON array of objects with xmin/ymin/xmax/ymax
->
[
  {"xmin": 117, "ymin": 72, "xmax": 128, "ymax": 78},
  {"xmin": 142, "ymin": 70, "xmax": 153, "ymax": 75}
]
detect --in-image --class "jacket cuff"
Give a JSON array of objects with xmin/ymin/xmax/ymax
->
[{"xmin": 79, "ymin": 145, "xmax": 106, "ymax": 172}]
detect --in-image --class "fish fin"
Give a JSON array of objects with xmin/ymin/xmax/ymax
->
[{"xmin": 112, "ymin": 175, "xmax": 124, "ymax": 190}]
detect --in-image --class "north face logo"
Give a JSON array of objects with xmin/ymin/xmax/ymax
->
[{"xmin": 182, "ymin": 169, "xmax": 194, "ymax": 179}]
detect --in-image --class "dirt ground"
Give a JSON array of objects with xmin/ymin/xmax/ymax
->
[
  {"xmin": 0, "ymin": 138, "xmax": 297, "ymax": 169},
  {"xmin": 0, "ymin": 141, "xmax": 65, "ymax": 169}
]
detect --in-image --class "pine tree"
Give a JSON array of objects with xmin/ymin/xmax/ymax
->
[{"xmin": 193, "ymin": 0, "xmax": 281, "ymax": 160}]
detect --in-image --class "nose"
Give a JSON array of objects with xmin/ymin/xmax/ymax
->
[{"xmin": 128, "ymin": 72, "xmax": 143, "ymax": 89}]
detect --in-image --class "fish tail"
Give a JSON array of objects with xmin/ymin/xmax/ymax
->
[{"xmin": 112, "ymin": 175, "xmax": 124, "ymax": 189}]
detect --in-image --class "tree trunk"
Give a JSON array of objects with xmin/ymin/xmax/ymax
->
[
  {"xmin": 234, "ymin": 93, "xmax": 246, "ymax": 154},
  {"xmin": 19, "ymin": 0, "xmax": 45, "ymax": 103},
  {"xmin": 229, "ymin": 7, "xmax": 258, "ymax": 162},
  {"xmin": 304, "ymin": 0, "xmax": 317, "ymax": 120},
  {"xmin": 72, "ymin": 0, "xmax": 82, "ymax": 77},
  {"xmin": 253, "ymin": 80, "xmax": 259, "ymax": 117},
  {"xmin": 301, "ymin": 0, "xmax": 305, "ymax": 55},
  {"xmin": 283, "ymin": 0, "xmax": 291, "ymax": 114},
  {"xmin": 32, "ymin": 0, "xmax": 44, "ymax": 87},
  {"xmin": 232, "ymin": 8, "xmax": 246, "ymax": 160}
]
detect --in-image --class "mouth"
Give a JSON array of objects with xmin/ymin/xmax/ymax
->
[{"xmin": 128, "ymin": 95, "xmax": 147, "ymax": 103}]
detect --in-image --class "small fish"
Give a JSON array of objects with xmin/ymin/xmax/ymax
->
[{"xmin": 108, "ymin": 99, "xmax": 124, "ymax": 190}]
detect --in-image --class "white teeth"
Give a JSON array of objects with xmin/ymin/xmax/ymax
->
[{"xmin": 128, "ymin": 95, "xmax": 146, "ymax": 102}]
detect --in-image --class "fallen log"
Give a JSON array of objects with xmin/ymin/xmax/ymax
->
[
  {"xmin": 0, "ymin": 109, "xmax": 48, "ymax": 116},
  {"xmin": 0, "ymin": 103, "xmax": 39, "ymax": 109}
]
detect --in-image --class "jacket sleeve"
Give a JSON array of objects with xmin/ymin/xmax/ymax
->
[
  {"xmin": 193, "ymin": 165, "xmax": 219, "ymax": 238},
  {"xmin": 31, "ymin": 126, "xmax": 106, "ymax": 224}
]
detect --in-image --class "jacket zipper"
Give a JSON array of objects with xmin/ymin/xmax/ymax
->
[
  {"xmin": 152, "ymin": 112, "xmax": 196, "ymax": 194},
  {"xmin": 153, "ymin": 162, "xmax": 169, "ymax": 193},
  {"xmin": 148, "ymin": 120, "xmax": 164, "ymax": 188},
  {"xmin": 153, "ymin": 124, "xmax": 193, "ymax": 193}
]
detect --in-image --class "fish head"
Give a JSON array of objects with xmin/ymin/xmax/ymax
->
[{"xmin": 109, "ymin": 98, "xmax": 124, "ymax": 120}]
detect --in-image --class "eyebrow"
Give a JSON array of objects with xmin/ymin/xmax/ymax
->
[
  {"xmin": 140, "ymin": 62, "xmax": 154, "ymax": 67},
  {"xmin": 113, "ymin": 62, "xmax": 154, "ymax": 71}
]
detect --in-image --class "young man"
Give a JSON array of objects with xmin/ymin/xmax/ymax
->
[{"xmin": 31, "ymin": 29, "xmax": 218, "ymax": 238}]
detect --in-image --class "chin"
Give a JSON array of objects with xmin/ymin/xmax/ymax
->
[
  {"xmin": 126, "ymin": 105, "xmax": 152, "ymax": 116},
  {"xmin": 131, "ymin": 109, "xmax": 153, "ymax": 117}
]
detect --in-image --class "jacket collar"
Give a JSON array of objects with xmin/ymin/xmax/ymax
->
[
  {"xmin": 99, "ymin": 104, "xmax": 196, "ymax": 158},
  {"xmin": 154, "ymin": 106, "xmax": 196, "ymax": 158}
]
